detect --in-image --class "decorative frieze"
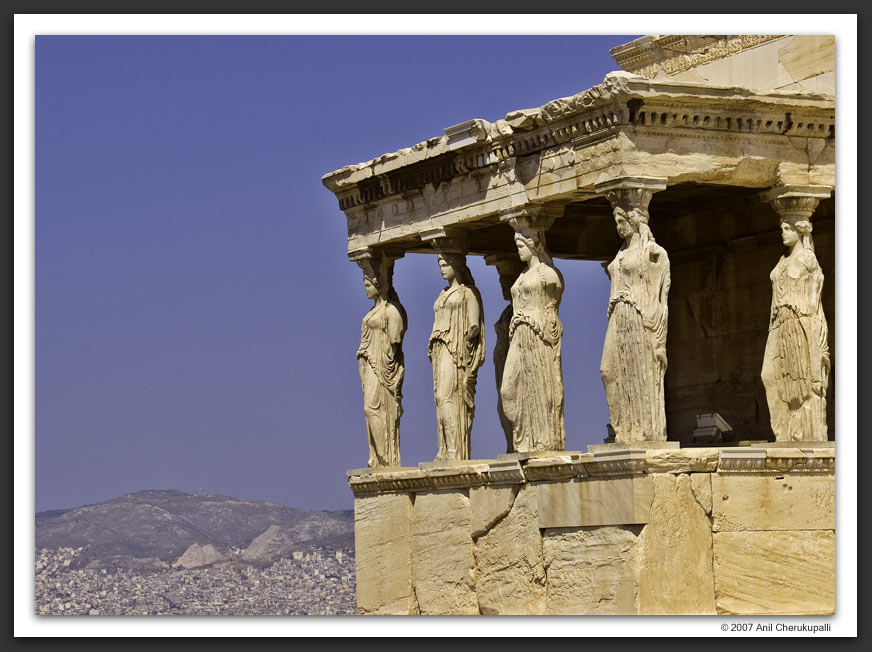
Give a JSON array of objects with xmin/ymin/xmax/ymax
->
[
  {"xmin": 715, "ymin": 448, "xmax": 834, "ymax": 474},
  {"xmin": 522, "ymin": 456, "xmax": 586, "ymax": 482},
  {"xmin": 323, "ymin": 74, "xmax": 834, "ymax": 228},
  {"xmin": 610, "ymin": 35, "xmax": 785, "ymax": 79},
  {"xmin": 717, "ymin": 449, "xmax": 768, "ymax": 473},
  {"xmin": 582, "ymin": 450, "xmax": 649, "ymax": 477},
  {"xmin": 485, "ymin": 460, "xmax": 526, "ymax": 485}
]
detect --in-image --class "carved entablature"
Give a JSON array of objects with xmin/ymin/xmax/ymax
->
[
  {"xmin": 717, "ymin": 449, "xmax": 835, "ymax": 474},
  {"xmin": 346, "ymin": 447, "xmax": 834, "ymax": 495},
  {"xmin": 323, "ymin": 72, "xmax": 835, "ymax": 257},
  {"xmin": 610, "ymin": 35, "xmax": 786, "ymax": 79}
]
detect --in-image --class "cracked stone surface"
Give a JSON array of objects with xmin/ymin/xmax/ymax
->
[
  {"xmin": 690, "ymin": 473, "xmax": 713, "ymax": 515},
  {"xmin": 473, "ymin": 485, "xmax": 545, "ymax": 615},
  {"xmin": 712, "ymin": 473, "xmax": 834, "ymax": 531},
  {"xmin": 638, "ymin": 474, "xmax": 716, "ymax": 614},
  {"xmin": 410, "ymin": 491, "xmax": 478, "ymax": 615},
  {"xmin": 713, "ymin": 530, "xmax": 834, "ymax": 614},
  {"xmin": 469, "ymin": 485, "xmax": 518, "ymax": 538},
  {"xmin": 543, "ymin": 525, "xmax": 642, "ymax": 614},
  {"xmin": 354, "ymin": 493, "xmax": 413, "ymax": 615}
]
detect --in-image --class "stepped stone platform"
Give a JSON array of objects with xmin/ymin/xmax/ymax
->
[{"xmin": 347, "ymin": 445, "xmax": 834, "ymax": 615}]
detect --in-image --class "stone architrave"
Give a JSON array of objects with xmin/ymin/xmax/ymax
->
[
  {"xmin": 596, "ymin": 177, "xmax": 670, "ymax": 443},
  {"xmin": 760, "ymin": 185, "xmax": 833, "ymax": 442},
  {"xmin": 354, "ymin": 251, "xmax": 407, "ymax": 468},
  {"xmin": 485, "ymin": 253, "xmax": 526, "ymax": 454},
  {"xmin": 422, "ymin": 231, "xmax": 486, "ymax": 461},
  {"xmin": 498, "ymin": 206, "xmax": 566, "ymax": 453}
]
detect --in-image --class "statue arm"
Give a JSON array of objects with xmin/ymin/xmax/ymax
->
[
  {"xmin": 650, "ymin": 246, "xmax": 670, "ymax": 367},
  {"xmin": 464, "ymin": 288, "xmax": 486, "ymax": 368},
  {"xmin": 465, "ymin": 290, "xmax": 481, "ymax": 341},
  {"xmin": 815, "ymin": 268, "xmax": 830, "ymax": 385},
  {"xmin": 386, "ymin": 304, "xmax": 405, "ymax": 345},
  {"xmin": 541, "ymin": 265, "xmax": 564, "ymax": 301}
]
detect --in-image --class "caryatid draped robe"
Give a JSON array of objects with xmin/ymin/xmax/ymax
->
[
  {"xmin": 600, "ymin": 237, "xmax": 670, "ymax": 442},
  {"xmin": 429, "ymin": 284, "xmax": 486, "ymax": 460}
]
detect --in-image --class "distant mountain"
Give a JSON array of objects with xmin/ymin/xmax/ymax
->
[{"xmin": 35, "ymin": 490, "xmax": 353, "ymax": 569}]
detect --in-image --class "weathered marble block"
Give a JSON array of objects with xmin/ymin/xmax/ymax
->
[
  {"xmin": 473, "ymin": 485, "xmax": 546, "ymax": 615},
  {"xmin": 712, "ymin": 473, "xmax": 835, "ymax": 531},
  {"xmin": 409, "ymin": 490, "xmax": 478, "ymax": 615},
  {"xmin": 354, "ymin": 493, "xmax": 413, "ymax": 615},
  {"xmin": 638, "ymin": 473, "xmax": 716, "ymax": 614},
  {"xmin": 713, "ymin": 530, "xmax": 835, "ymax": 615},
  {"xmin": 537, "ymin": 476, "xmax": 653, "ymax": 528},
  {"xmin": 544, "ymin": 525, "xmax": 642, "ymax": 615}
]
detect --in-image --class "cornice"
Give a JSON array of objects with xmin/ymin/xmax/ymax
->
[
  {"xmin": 322, "ymin": 73, "xmax": 833, "ymax": 215},
  {"xmin": 610, "ymin": 35, "xmax": 786, "ymax": 79},
  {"xmin": 347, "ymin": 446, "xmax": 835, "ymax": 496}
]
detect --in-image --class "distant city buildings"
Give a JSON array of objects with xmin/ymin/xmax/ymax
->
[{"xmin": 35, "ymin": 547, "xmax": 355, "ymax": 616}]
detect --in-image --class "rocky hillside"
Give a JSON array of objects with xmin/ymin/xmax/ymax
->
[{"xmin": 36, "ymin": 490, "xmax": 353, "ymax": 569}]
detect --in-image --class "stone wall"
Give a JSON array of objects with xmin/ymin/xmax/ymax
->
[{"xmin": 349, "ymin": 447, "xmax": 834, "ymax": 615}]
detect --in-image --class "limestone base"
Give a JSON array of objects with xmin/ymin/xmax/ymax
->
[{"xmin": 349, "ymin": 446, "xmax": 834, "ymax": 615}]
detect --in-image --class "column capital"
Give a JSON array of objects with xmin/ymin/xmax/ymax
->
[
  {"xmin": 595, "ymin": 176, "xmax": 667, "ymax": 215},
  {"xmin": 420, "ymin": 227, "xmax": 469, "ymax": 255},
  {"xmin": 349, "ymin": 247, "xmax": 404, "ymax": 279},
  {"xmin": 760, "ymin": 185, "xmax": 833, "ymax": 222},
  {"xmin": 498, "ymin": 204, "xmax": 561, "ymax": 237},
  {"xmin": 484, "ymin": 252, "xmax": 526, "ymax": 277}
]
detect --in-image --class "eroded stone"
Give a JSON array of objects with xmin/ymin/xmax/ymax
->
[
  {"xmin": 712, "ymin": 473, "xmax": 834, "ymax": 531},
  {"xmin": 690, "ymin": 473, "xmax": 713, "ymax": 515},
  {"xmin": 646, "ymin": 448, "xmax": 719, "ymax": 473},
  {"xmin": 355, "ymin": 493, "xmax": 413, "ymax": 615},
  {"xmin": 537, "ymin": 475, "xmax": 653, "ymax": 528},
  {"xmin": 469, "ymin": 484, "xmax": 518, "ymax": 538},
  {"xmin": 713, "ymin": 530, "xmax": 834, "ymax": 614},
  {"xmin": 638, "ymin": 474, "xmax": 716, "ymax": 614},
  {"xmin": 410, "ymin": 491, "xmax": 478, "ymax": 615},
  {"xmin": 473, "ymin": 485, "xmax": 545, "ymax": 615},
  {"xmin": 544, "ymin": 525, "xmax": 642, "ymax": 615}
]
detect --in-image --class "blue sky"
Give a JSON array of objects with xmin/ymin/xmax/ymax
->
[{"xmin": 35, "ymin": 32, "xmax": 716, "ymax": 513}]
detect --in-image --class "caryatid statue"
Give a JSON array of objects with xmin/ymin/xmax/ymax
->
[
  {"xmin": 597, "ymin": 178, "xmax": 670, "ymax": 443},
  {"xmin": 760, "ymin": 186, "xmax": 832, "ymax": 442},
  {"xmin": 499, "ymin": 208, "xmax": 566, "ymax": 453},
  {"xmin": 485, "ymin": 253, "xmax": 525, "ymax": 454},
  {"xmin": 355, "ymin": 253, "xmax": 407, "ymax": 468},
  {"xmin": 425, "ymin": 234, "xmax": 486, "ymax": 461}
]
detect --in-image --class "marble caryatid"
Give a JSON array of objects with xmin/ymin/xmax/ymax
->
[
  {"xmin": 487, "ymin": 255, "xmax": 525, "ymax": 454},
  {"xmin": 761, "ymin": 208, "xmax": 830, "ymax": 441},
  {"xmin": 499, "ymin": 214, "xmax": 566, "ymax": 453},
  {"xmin": 599, "ymin": 183, "xmax": 670, "ymax": 443},
  {"xmin": 428, "ymin": 253, "xmax": 486, "ymax": 461},
  {"xmin": 356, "ymin": 257, "xmax": 407, "ymax": 468}
]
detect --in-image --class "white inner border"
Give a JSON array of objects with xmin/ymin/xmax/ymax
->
[{"xmin": 15, "ymin": 13, "xmax": 858, "ymax": 638}]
